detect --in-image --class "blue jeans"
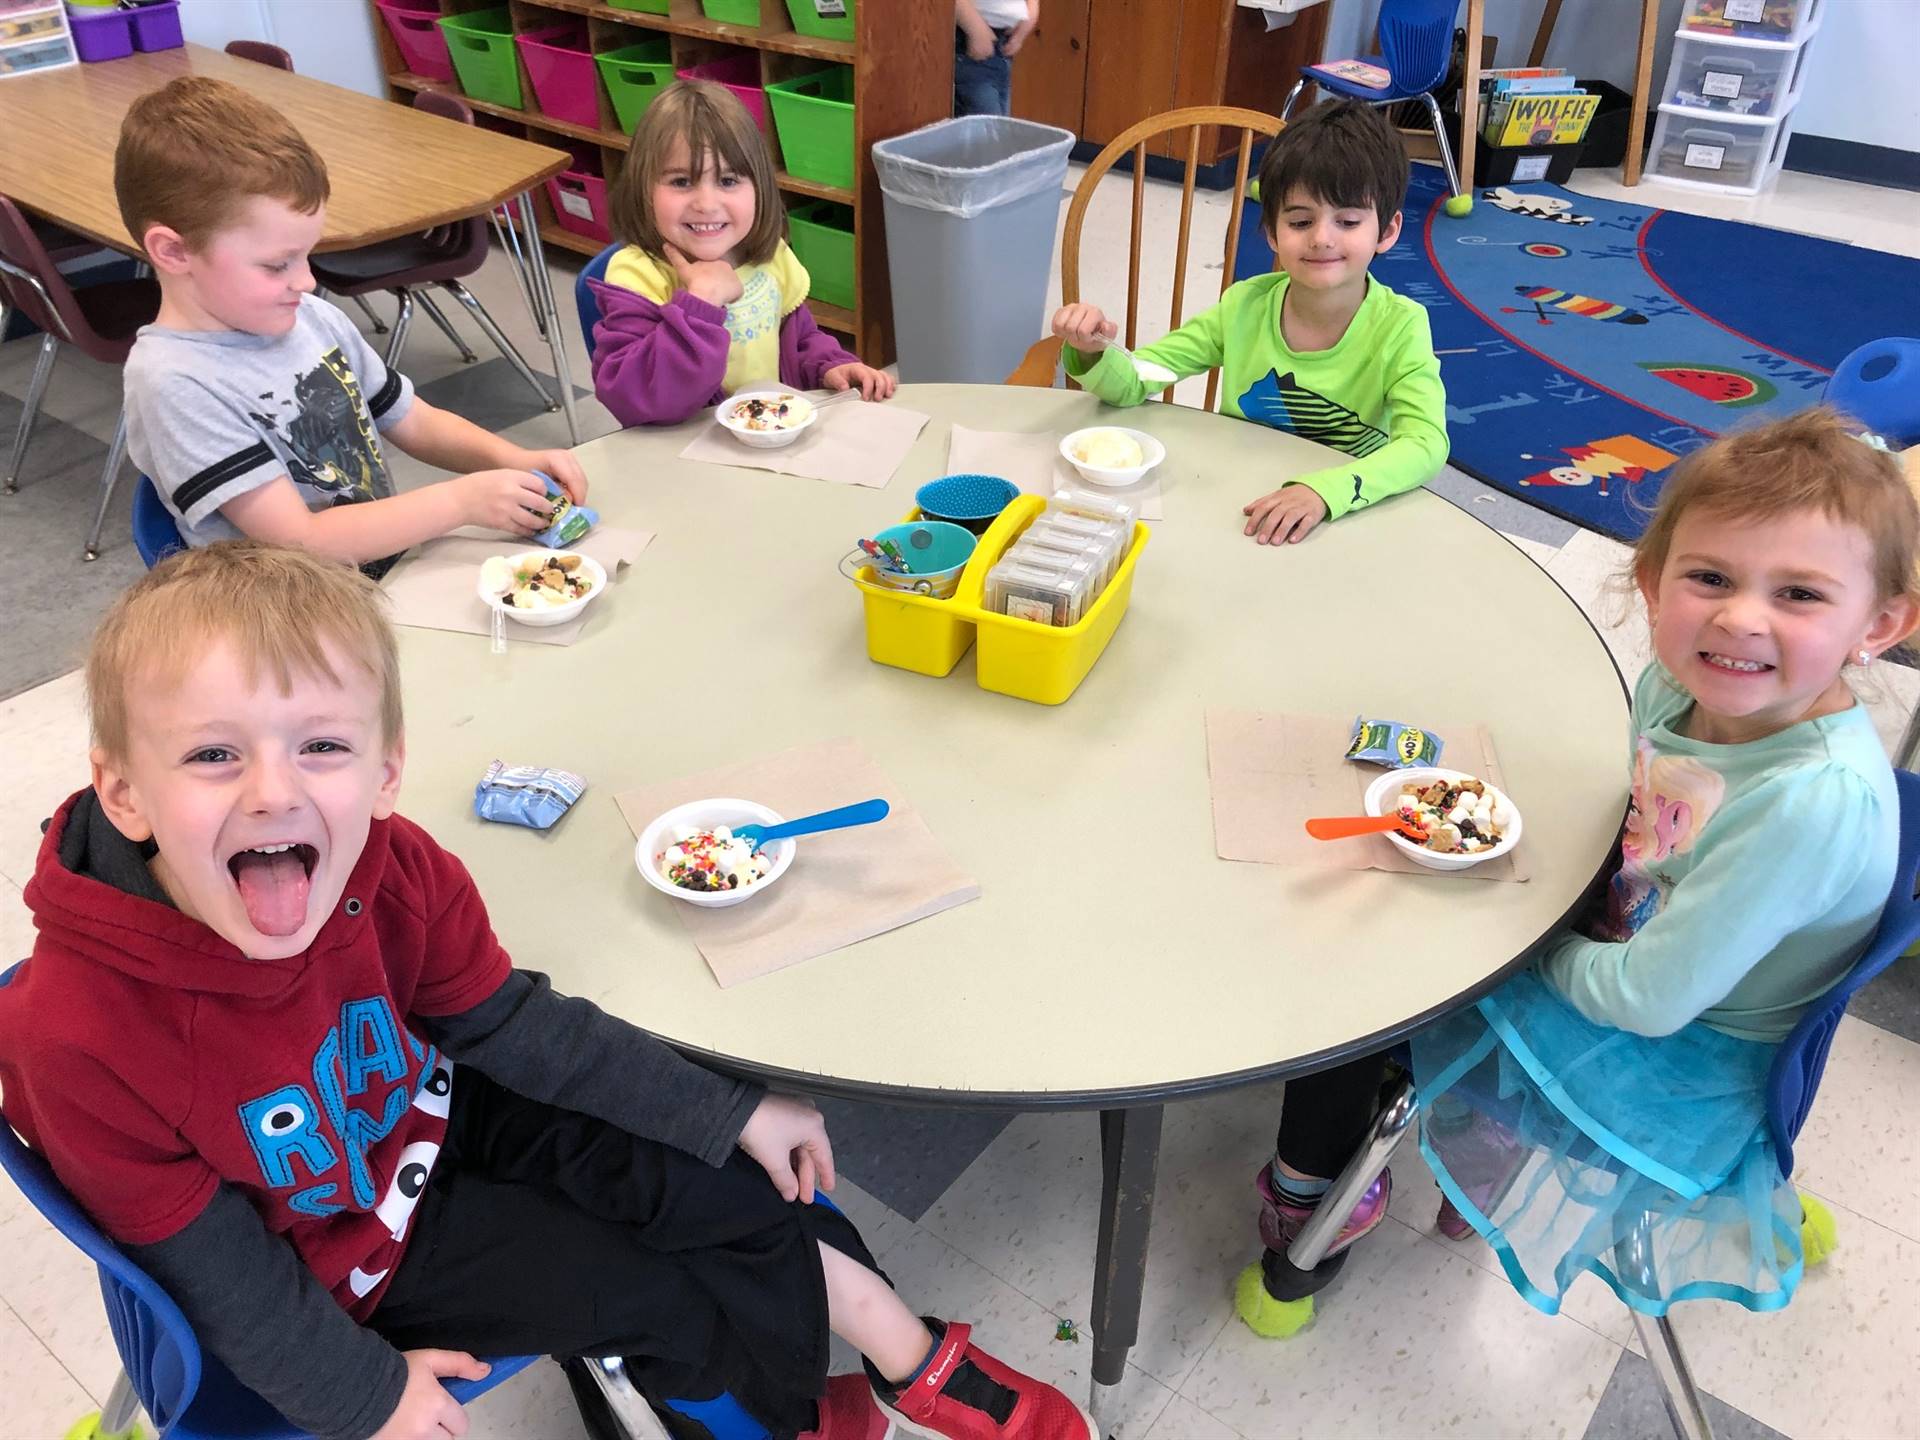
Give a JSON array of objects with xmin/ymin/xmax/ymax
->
[{"xmin": 954, "ymin": 28, "xmax": 1012, "ymax": 117}]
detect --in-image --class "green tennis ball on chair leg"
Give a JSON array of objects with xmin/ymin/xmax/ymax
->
[
  {"xmin": 1234, "ymin": 1262, "xmax": 1315, "ymax": 1337},
  {"xmin": 1800, "ymin": 1191, "xmax": 1838, "ymax": 1268},
  {"xmin": 1444, "ymin": 192, "xmax": 1474, "ymax": 218}
]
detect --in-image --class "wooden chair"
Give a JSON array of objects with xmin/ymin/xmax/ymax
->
[{"xmin": 1005, "ymin": 105, "xmax": 1283, "ymax": 411}]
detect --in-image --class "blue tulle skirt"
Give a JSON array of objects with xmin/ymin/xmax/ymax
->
[{"xmin": 1410, "ymin": 970, "xmax": 1801, "ymax": 1317}]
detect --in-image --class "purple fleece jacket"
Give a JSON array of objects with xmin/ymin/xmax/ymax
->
[{"xmin": 587, "ymin": 278, "xmax": 861, "ymax": 427}]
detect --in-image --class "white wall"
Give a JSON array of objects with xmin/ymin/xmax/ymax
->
[
  {"xmin": 180, "ymin": 0, "xmax": 387, "ymax": 98},
  {"xmin": 1791, "ymin": 0, "xmax": 1920, "ymax": 152}
]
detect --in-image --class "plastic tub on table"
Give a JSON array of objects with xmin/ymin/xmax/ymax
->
[
  {"xmin": 126, "ymin": 0, "xmax": 180, "ymax": 51},
  {"xmin": 65, "ymin": 3, "xmax": 130, "ymax": 61}
]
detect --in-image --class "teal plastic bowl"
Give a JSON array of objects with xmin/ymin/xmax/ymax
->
[
  {"xmin": 915, "ymin": 473, "xmax": 1020, "ymax": 534},
  {"xmin": 868, "ymin": 520, "xmax": 976, "ymax": 599}
]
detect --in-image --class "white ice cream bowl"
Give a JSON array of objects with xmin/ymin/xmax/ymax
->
[
  {"xmin": 1059, "ymin": 426, "xmax": 1165, "ymax": 487},
  {"xmin": 477, "ymin": 551, "xmax": 608, "ymax": 629},
  {"xmin": 1363, "ymin": 766, "xmax": 1524, "ymax": 872},
  {"xmin": 717, "ymin": 390, "xmax": 817, "ymax": 449},
  {"xmin": 635, "ymin": 798, "xmax": 797, "ymax": 908}
]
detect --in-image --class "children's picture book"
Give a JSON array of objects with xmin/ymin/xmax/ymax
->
[
  {"xmin": 1484, "ymin": 91, "xmax": 1599, "ymax": 147},
  {"xmin": 1309, "ymin": 58, "xmax": 1392, "ymax": 89}
]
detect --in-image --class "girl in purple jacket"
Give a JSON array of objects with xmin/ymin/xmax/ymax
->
[{"xmin": 588, "ymin": 80, "xmax": 896, "ymax": 427}]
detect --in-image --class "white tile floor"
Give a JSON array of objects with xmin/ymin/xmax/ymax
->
[{"xmin": 3, "ymin": 158, "xmax": 1920, "ymax": 1439}]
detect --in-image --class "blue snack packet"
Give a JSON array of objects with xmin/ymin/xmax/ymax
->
[
  {"xmin": 1345, "ymin": 716, "xmax": 1444, "ymax": 769},
  {"xmin": 530, "ymin": 471, "xmax": 598, "ymax": 549},
  {"xmin": 474, "ymin": 761, "xmax": 588, "ymax": 829}
]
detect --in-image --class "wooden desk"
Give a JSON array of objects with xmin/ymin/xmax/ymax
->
[
  {"xmin": 392, "ymin": 383, "xmax": 1630, "ymax": 1426},
  {"xmin": 0, "ymin": 44, "xmax": 584, "ymax": 439}
]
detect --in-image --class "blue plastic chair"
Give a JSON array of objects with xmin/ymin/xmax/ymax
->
[
  {"xmin": 132, "ymin": 476, "xmax": 185, "ymax": 569},
  {"xmin": 575, "ymin": 242, "xmax": 618, "ymax": 368},
  {"xmin": 1824, "ymin": 337, "xmax": 1920, "ymax": 451},
  {"xmin": 0, "ymin": 965, "xmax": 537, "ymax": 1439},
  {"xmin": 1279, "ymin": 0, "xmax": 1472, "ymax": 217}
]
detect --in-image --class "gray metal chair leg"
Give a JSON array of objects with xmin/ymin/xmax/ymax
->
[
  {"xmin": 346, "ymin": 291, "xmax": 389, "ymax": 334},
  {"xmin": 4, "ymin": 332, "xmax": 60, "ymax": 494},
  {"xmin": 1420, "ymin": 89, "xmax": 1467, "ymax": 202},
  {"xmin": 85, "ymin": 408, "xmax": 130, "ymax": 560},
  {"xmin": 440, "ymin": 279, "xmax": 558, "ymax": 411},
  {"xmin": 1278, "ymin": 77, "xmax": 1306, "ymax": 123},
  {"xmin": 491, "ymin": 212, "xmax": 547, "ymax": 339},
  {"xmin": 1616, "ymin": 1212, "xmax": 1716, "ymax": 1440},
  {"xmin": 384, "ymin": 289, "xmax": 416, "ymax": 369},
  {"xmin": 580, "ymin": 1356, "xmax": 671, "ymax": 1439},
  {"xmin": 1289, "ymin": 1075, "xmax": 1418, "ymax": 1271},
  {"xmin": 98, "ymin": 1368, "xmax": 143, "ymax": 1436},
  {"xmin": 416, "ymin": 289, "xmax": 479, "ymax": 363}
]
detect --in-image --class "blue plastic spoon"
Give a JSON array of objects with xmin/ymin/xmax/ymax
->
[{"xmin": 734, "ymin": 798, "xmax": 890, "ymax": 851}]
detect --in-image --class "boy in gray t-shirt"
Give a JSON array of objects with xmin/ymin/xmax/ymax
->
[{"xmin": 116, "ymin": 76, "xmax": 589, "ymax": 569}]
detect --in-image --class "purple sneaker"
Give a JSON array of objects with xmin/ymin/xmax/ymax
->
[{"xmin": 1255, "ymin": 1164, "xmax": 1392, "ymax": 1259}]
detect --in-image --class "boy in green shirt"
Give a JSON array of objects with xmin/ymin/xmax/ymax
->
[{"xmin": 1052, "ymin": 100, "xmax": 1448, "ymax": 546}]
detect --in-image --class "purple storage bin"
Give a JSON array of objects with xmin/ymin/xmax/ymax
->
[
  {"xmin": 126, "ymin": 0, "xmax": 182, "ymax": 52},
  {"xmin": 67, "ymin": 4, "xmax": 133, "ymax": 63},
  {"xmin": 375, "ymin": 0, "xmax": 455, "ymax": 83},
  {"xmin": 516, "ymin": 25, "xmax": 599, "ymax": 129},
  {"xmin": 676, "ymin": 54, "xmax": 766, "ymax": 127}
]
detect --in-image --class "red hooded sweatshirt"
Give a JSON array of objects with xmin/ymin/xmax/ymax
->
[{"xmin": 0, "ymin": 791, "xmax": 510, "ymax": 1319}]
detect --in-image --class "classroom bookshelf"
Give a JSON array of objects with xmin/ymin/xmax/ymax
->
[{"xmin": 366, "ymin": 0, "xmax": 951, "ymax": 361}]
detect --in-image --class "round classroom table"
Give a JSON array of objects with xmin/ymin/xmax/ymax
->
[{"xmin": 395, "ymin": 383, "xmax": 1630, "ymax": 1424}]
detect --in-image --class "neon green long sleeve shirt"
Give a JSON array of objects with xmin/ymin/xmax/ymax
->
[{"xmin": 1062, "ymin": 273, "xmax": 1449, "ymax": 520}]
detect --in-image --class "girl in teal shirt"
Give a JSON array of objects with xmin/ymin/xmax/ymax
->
[{"xmin": 1241, "ymin": 408, "xmax": 1920, "ymax": 1335}]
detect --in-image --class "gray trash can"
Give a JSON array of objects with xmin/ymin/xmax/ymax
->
[{"xmin": 871, "ymin": 116, "xmax": 1075, "ymax": 385}]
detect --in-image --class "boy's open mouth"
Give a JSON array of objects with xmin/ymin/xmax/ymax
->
[{"xmin": 227, "ymin": 843, "xmax": 320, "ymax": 937}]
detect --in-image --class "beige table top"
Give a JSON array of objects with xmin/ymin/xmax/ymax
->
[
  {"xmin": 0, "ymin": 44, "xmax": 570, "ymax": 255},
  {"xmin": 394, "ymin": 384, "xmax": 1630, "ymax": 1104}
]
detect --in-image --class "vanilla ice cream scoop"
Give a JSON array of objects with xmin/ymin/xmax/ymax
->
[{"xmin": 1074, "ymin": 429, "xmax": 1145, "ymax": 470}]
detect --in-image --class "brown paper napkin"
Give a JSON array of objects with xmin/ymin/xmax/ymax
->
[
  {"xmin": 947, "ymin": 424, "xmax": 1165, "ymax": 520},
  {"xmin": 677, "ymin": 393, "xmax": 932, "ymax": 488},
  {"xmin": 614, "ymin": 738, "xmax": 980, "ymax": 986},
  {"xmin": 380, "ymin": 526, "xmax": 653, "ymax": 647},
  {"xmin": 1206, "ymin": 710, "xmax": 1531, "ymax": 882}
]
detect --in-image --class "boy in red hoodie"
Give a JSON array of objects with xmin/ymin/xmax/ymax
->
[{"xmin": 0, "ymin": 543, "xmax": 1092, "ymax": 1440}]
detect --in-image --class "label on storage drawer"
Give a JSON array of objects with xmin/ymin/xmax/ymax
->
[
  {"xmin": 558, "ymin": 188, "xmax": 595, "ymax": 221},
  {"xmin": 813, "ymin": 0, "xmax": 848, "ymax": 14},
  {"xmin": 1512, "ymin": 154, "xmax": 1551, "ymax": 182},
  {"xmin": 1701, "ymin": 69, "xmax": 1743, "ymax": 99},
  {"xmin": 1724, "ymin": 0, "xmax": 1766, "ymax": 20},
  {"xmin": 1684, "ymin": 143, "xmax": 1727, "ymax": 170}
]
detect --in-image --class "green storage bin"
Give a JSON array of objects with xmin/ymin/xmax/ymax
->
[
  {"xmin": 597, "ymin": 39, "xmax": 676, "ymax": 134},
  {"xmin": 784, "ymin": 0, "xmax": 854, "ymax": 42},
  {"xmin": 438, "ymin": 8, "xmax": 522, "ymax": 110},
  {"xmin": 765, "ymin": 66, "xmax": 855, "ymax": 190},
  {"xmin": 607, "ymin": 0, "xmax": 669, "ymax": 12},
  {"xmin": 700, "ymin": 0, "xmax": 767, "ymax": 25},
  {"xmin": 787, "ymin": 199, "xmax": 855, "ymax": 311}
]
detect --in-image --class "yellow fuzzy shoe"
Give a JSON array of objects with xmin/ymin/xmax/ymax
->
[
  {"xmin": 1800, "ymin": 1192, "xmax": 1839, "ymax": 1269},
  {"xmin": 1234, "ymin": 1262, "xmax": 1315, "ymax": 1338}
]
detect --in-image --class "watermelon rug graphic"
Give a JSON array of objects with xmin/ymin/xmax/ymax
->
[{"xmin": 1637, "ymin": 362, "xmax": 1778, "ymax": 408}]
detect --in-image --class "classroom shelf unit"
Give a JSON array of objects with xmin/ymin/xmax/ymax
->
[{"xmin": 366, "ymin": 0, "xmax": 952, "ymax": 360}]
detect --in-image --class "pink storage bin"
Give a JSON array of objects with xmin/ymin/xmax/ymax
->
[
  {"xmin": 516, "ymin": 24, "xmax": 600, "ymax": 129},
  {"xmin": 676, "ymin": 53, "xmax": 766, "ymax": 127},
  {"xmin": 547, "ymin": 168, "xmax": 613, "ymax": 245},
  {"xmin": 375, "ymin": 0, "xmax": 454, "ymax": 83}
]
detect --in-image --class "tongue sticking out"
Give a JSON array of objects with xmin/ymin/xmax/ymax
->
[{"xmin": 232, "ymin": 850, "xmax": 312, "ymax": 937}]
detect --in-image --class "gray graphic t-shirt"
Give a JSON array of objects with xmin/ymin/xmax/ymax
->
[{"xmin": 123, "ymin": 296, "xmax": 416, "ymax": 548}]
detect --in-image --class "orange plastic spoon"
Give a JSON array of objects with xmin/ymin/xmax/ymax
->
[{"xmin": 1305, "ymin": 814, "xmax": 1429, "ymax": 842}]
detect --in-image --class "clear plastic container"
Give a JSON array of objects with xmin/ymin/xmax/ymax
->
[
  {"xmin": 1050, "ymin": 486, "xmax": 1139, "ymax": 529},
  {"xmin": 984, "ymin": 559, "xmax": 1092, "ymax": 627},
  {"xmin": 1679, "ymin": 0, "xmax": 1821, "ymax": 45},
  {"xmin": 1646, "ymin": 102, "xmax": 1795, "ymax": 196},
  {"xmin": 1660, "ymin": 28, "xmax": 1815, "ymax": 119},
  {"xmin": 1020, "ymin": 521, "xmax": 1121, "ymax": 587},
  {"xmin": 1005, "ymin": 541, "xmax": 1103, "ymax": 598}
]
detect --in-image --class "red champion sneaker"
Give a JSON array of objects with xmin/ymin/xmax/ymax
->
[
  {"xmin": 801, "ymin": 1373, "xmax": 897, "ymax": 1440},
  {"xmin": 873, "ymin": 1322, "xmax": 1095, "ymax": 1440}
]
